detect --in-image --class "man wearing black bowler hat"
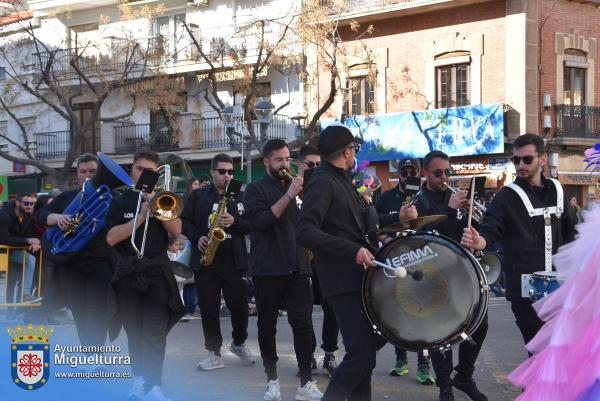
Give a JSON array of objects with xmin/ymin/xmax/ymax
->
[{"xmin": 297, "ymin": 124, "xmax": 386, "ymax": 401}]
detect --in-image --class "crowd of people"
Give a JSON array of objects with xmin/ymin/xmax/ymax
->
[{"xmin": 0, "ymin": 128, "xmax": 596, "ymax": 401}]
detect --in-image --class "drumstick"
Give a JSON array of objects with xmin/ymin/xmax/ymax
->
[{"xmin": 467, "ymin": 175, "xmax": 476, "ymax": 229}]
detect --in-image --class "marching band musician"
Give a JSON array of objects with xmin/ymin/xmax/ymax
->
[
  {"xmin": 180, "ymin": 153, "xmax": 256, "ymax": 371},
  {"xmin": 296, "ymin": 144, "xmax": 339, "ymax": 378},
  {"xmin": 461, "ymin": 134, "xmax": 576, "ymax": 349},
  {"xmin": 40, "ymin": 153, "xmax": 112, "ymax": 345},
  {"xmin": 296, "ymin": 125, "xmax": 385, "ymax": 401},
  {"xmin": 413, "ymin": 150, "xmax": 488, "ymax": 401},
  {"xmin": 105, "ymin": 150, "xmax": 184, "ymax": 401},
  {"xmin": 375, "ymin": 158, "xmax": 434, "ymax": 385},
  {"xmin": 243, "ymin": 139, "xmax": 323, "ymax": 401}
]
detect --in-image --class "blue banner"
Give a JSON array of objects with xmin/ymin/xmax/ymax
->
[{"xmin": 322, "ymin": 103, "xmax": 504, "ymax": 161}]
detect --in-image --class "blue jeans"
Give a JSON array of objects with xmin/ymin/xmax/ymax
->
[{"xmin": 7, "ymin": 250, "xmax": 36, "ymax": 302}]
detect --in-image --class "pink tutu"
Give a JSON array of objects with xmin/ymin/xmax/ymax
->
[{"xmin": 509, "ymin": 204, "xmax": 600, "ymax": 401}]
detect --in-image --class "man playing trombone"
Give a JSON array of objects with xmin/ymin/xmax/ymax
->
[
  {"xmin": 106, "ymin": 150, "xmax": 184, "ymax": 401},
  {"xmin": 181, "ymin": 153, "xmax": 255, "ymax": 371}
]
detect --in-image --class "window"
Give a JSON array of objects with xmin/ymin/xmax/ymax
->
[
  {"xmin": 68, "ymin": 23, "xmax": 99, "ymax": 49},
  {"xmin": 0, "ymin": 67, "xmax": 5, "ymax": 79},
  {"xmin": 563, "ymin": 66, "xmax": 586, "ymax": 107},
  {"xmin": 436, "ymin": 63, "xmax": 470, "ymax": 108},
  {"xmin": 233, "ymin": 82, "xmax": 271, "ymax": 119},
  {"xmin": 346, "ymin": 76, "xmax": 375, "ymax": 116},
  {"xmin": 153, "ymin": 14, "xmax": 186, "ymax": 62}
]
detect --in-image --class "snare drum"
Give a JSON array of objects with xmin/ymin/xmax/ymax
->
[
  {"xmin": 362, "ymin": 231, "xmax": 488, "ymax": 351},
  {"xmin": 529, "ymin": 271, "xmax": 562, "ymax": 301}
]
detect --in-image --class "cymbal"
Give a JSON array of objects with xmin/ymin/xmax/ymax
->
[{"xmin": 380, "ymin": 215, "xmax": 448, "ymax": 234}]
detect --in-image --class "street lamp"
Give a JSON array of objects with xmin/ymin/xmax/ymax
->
[
  {"xmin": 222, "ymin": 104, "xmax": 253, "ymax": 183},
  {"xmin": 255, "ymin": 99, "xmax": 275, "ymax": 141},
  {"xmin": 291, "ymin": 115, "xmax": 306, "ymax": 138}
]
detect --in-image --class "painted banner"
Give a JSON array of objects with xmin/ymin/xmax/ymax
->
[{"xmin": 322, "ymin": 103, "xmax": 504, "ymax": 161}]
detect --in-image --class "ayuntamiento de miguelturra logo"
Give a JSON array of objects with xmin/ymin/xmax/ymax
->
[{"xmin": 8, "ymin": 324, "xmax": 53, "ymax": 390}]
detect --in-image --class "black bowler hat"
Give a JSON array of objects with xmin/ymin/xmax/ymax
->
[{"xmin": 318, "ymin": 124, "xmax": 355, "ymax": 156}]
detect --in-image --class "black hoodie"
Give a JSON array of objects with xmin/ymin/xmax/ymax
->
[{"xmin": 0, "ymin": 201, "xmax": 37, "ymax": 247}]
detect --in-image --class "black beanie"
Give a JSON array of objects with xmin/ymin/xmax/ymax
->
[{"xmin": 318, "ymin": 124, "xmax": 355, "ymax": 156}]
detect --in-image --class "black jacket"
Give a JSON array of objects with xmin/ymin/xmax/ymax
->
[
  {"xmin": 479, "ymin": 176, "xmax": 576, "ymax": 302},
  {"xmin": 39, "ymin": 189, "xmax": 113, "ymax": 261},
  {"xmin": 244, "ymin": 174, "xmax": 311, "ymax": 276},
  {"xmin": 181, "ymin": 184, "xmax": 250, "ymax": 270},
  {"xmin": 297, "ymin": 161, "xmax": 370, "ymax": 299},
  {"xmin": 412, "ymin": 185, "xmax": 468, "ymax": 242},
  {"xmin": 376, "ymin": 185, "xmax": 408, "ymax": 227},
  {"xmin": 0, "ymin": 201, "xmax": 37, "ymax": 247}
]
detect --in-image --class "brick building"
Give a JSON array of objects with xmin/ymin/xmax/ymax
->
[{"xmin": 307, "ymin": 0, "xmax": 599, "ymax": 204}]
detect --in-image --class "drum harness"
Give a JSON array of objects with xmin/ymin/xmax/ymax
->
[{"xmin": 505, "ymin": 179, "xmax": 563, "ymax": 273}]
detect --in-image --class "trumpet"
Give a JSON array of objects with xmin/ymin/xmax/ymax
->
[
  {"xmin": 281, "ymin": 161, "xmax": 300, "ymax": 180},
  {"xmin": 443, "ymin": 182, "xmax": 487, "ymax": 223}
]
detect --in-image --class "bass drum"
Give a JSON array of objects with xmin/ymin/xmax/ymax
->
[{"xmin": 362, "ymin": 232, "xmax": 488, "ymax": 352}]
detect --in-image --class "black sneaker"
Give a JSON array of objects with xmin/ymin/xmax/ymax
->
[
  {"xmin": 453, "ymin": 377, "xmax": 488, "ymax": 401},
  {"xmin": 439, "ymin": 386, "xmax": 454, "ymax": 401},
  {"xmin": 322, "ymin": 354, "xmax": 337, "ymax": 378},
  {"xmin": 311, "ymin": 356, "xmax": 318, "ymax": 374}
]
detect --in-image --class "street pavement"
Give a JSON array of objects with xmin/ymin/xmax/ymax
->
[{"xmin": 2, "ymin": 296, "xmax": 526, "ymax": 401}]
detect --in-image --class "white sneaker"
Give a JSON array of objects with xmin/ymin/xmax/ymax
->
[
  {"xmin": 128, "ymin": 376, "xmax": 145, "ymax": 399},
  {"xmin": 229, "ymin": 342, "xmax": 256, "ymax": 366},
  {"xmin": 196, "ymin": 351, "xmax": 225, "ymax": 371},
  {"xmin": 264, "ymin": 379, "xmax": 282, "ymax": 401},
  {"xmin": 295, "ymin": 380, "xmax": 323, "ymax": 401},
  {"xmin": 142, "ymin": 385, "xmax": 172, "ymax": 401}
]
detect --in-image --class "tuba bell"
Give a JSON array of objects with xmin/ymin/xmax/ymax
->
[{"xmin": 46, "ymin": 152, "xmax": 133, "ymax": 255}]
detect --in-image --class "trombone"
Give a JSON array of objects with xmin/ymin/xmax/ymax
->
[{"xmin": 131, "ymin": 163, "xmax": 184, "ymax": 259}]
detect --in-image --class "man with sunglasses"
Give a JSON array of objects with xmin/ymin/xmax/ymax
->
[
  {"xmin": 413, "ymin": 150, "xmax": 488, "ymax": 401},
  {"xmin": 297, "ymin": 145, "xmax": 339, "ymax": 378},
  {"xmin": 0, "ymin": 193, "xmax": 40, "ymax": 307},
  {"xmin": 297, "ymin": 125, "xmax": 386, "ymax": 401},
  {"xmin": 375, "ymin": 158, "xmax": 434, "ymax": 385},
  {"xmin": 462, "ymin": 134, "xmax": 576, "ymax": 351},
  {"xmin": 181, "ymin": 153, "xmax": 255, "ymax": 371},
  {"xmin": 244, "ymin": 139, "xmax": 322, "ymax": 401}
]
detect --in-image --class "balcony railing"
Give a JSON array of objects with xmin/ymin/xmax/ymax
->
[
  {"xmin": 114, "ymin": 124, "xmax": 179, "ymax": 155},
  {"xmin": 192, "ymin": 115, "xmax": 295, "ymax": 149},
  {"xmin": 33, "ymin": 131, "xmax": 70, "ymax": 160},
  {"xmin": 554, "ymin": 105, "xmax": 600, "ymax": 141}
]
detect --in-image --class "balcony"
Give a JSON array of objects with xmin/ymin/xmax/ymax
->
[
  {"xmin": 554, "ymin": 105, "xmax": 600, "ymax": 146},
  {"xmin": 33, "ymin": 131, "xmax": 70, "ymax": 160},
  {"xmin": 114, "ymin": 124, "xmax": 180, "ymax": 155},
  {"xmin": 32, "ymin": 38, "xmax": 153, "ymax": 78},
  {"xmin": 192, "ymin": 115, "xmax": 295, "ymax": 149}
]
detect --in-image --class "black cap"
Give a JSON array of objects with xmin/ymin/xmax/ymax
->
[
  {"xmin": 318, "ymin": 124, "xmax": 355, "ymax": 156},
  {"xmin": 397, "ymin": 157, "xmax": 420, "ymax": 170}
]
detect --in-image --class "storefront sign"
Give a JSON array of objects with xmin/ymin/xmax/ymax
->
[
  {"xmin": 558, "ymin": 172, "xmax": 598, "ymax": 186},
  {"xmin": 13, "ymin": 162, "xmax": 25, "ymax": 173},
  {"xmin": 451, "ymin": 162, "xmax": 488, "ymax": 175},
  {"xmin": 489, "ymin": 157, "xmax": 509, "ymax": 170}
]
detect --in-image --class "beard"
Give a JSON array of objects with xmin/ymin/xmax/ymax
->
[
  {"xmin": 269, "ymin": 165, "xmax": 285, "ymax": 180},
  {"xmin": 18, "ymin": 205, "xmax": 31, "ymax": 215},
  {"xmin": 517, "ymin": 161, "xmax": 540, "ymax": 180},
  {"xmin": 399, "ymin": 179, "xmax": 406, "ymax": 190}
]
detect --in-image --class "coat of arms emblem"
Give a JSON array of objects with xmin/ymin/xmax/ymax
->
[{"xmin": 8, "ymin": 324, "xmax": 53, "ymax": 390}]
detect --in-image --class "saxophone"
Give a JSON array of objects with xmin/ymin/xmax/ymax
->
[{"xmin": 200, "ymin": 193, "xmax": 229, "ymax": 267}]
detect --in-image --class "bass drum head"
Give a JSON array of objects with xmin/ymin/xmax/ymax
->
[{"xmin": 362, "ymin": 232, "xmax": 486, "ymax": 351}]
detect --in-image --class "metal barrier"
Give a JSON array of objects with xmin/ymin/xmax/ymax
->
[{"xmin": 0, "ymin": 245, "xmax": 43, "ymax": 307}]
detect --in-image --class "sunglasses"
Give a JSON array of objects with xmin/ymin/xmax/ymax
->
[
  {"xmin": 215, "ymin": 169, "xmax": 235, "ymax": 176},
  {"xmin": 19, "ymin": 201, "xmax": 35, "ymax": 206},
  {"xmin": 305, "ymin": 161, "xmax": 320, "ymax": 168},
  {"xmin": 428, "ymin": 168, "xmax": 453, "ymax": 178},
  {"xmin": 511, "ymin": 155, "xmax": 537, "ymax": 165},
  {"xmin": 346, "ymin": 143, "xmax": 360, "ymax": 152},
  {"xmin": 400, "ymin": 169, "xmax": 417, "ymax": 178}
]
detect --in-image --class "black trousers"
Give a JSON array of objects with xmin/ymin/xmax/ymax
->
[
  {"xmin": 311, "ymin": 280, "xmax": 339, "ymax": 354},
  {"xmin": 395, "ymin": 346, "xmax": 429, "ymax": 366},
  {"xmin": 431, "ymin": 313, "xmax": 489, "ymax": 389},
  {"xmin": 510, "ymin": 301, "xmax": 544, "ymax": 349},
  {"xmin": 116, "ymin": 273, "xmax": 171, "ymax": 391},
  {"xmin": 194, "ymin": 256, "xmax": 249, "ymax": 353},
  {"xmin": 253, "ymin": 273, "xmax": 313, "ymax": 383},
  {"xmin": 59, "ymin": 258, "xmax": 113, "ymax": 346},
  {"xmin": 323, "ymin": 292, "xmax": 387, "ymax": 401}
]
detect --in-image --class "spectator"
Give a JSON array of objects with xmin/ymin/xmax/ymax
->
[
  {"xmin": 0, "ymin": 193, "xmax": 41, "ymax": 305},
  {"xmin": 569, "ymin": 196, "xmax": 581, "ymax": 224},
  {"xmin": 198, "ymin": 174, "xmax": 211, "ymax": 189}
]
